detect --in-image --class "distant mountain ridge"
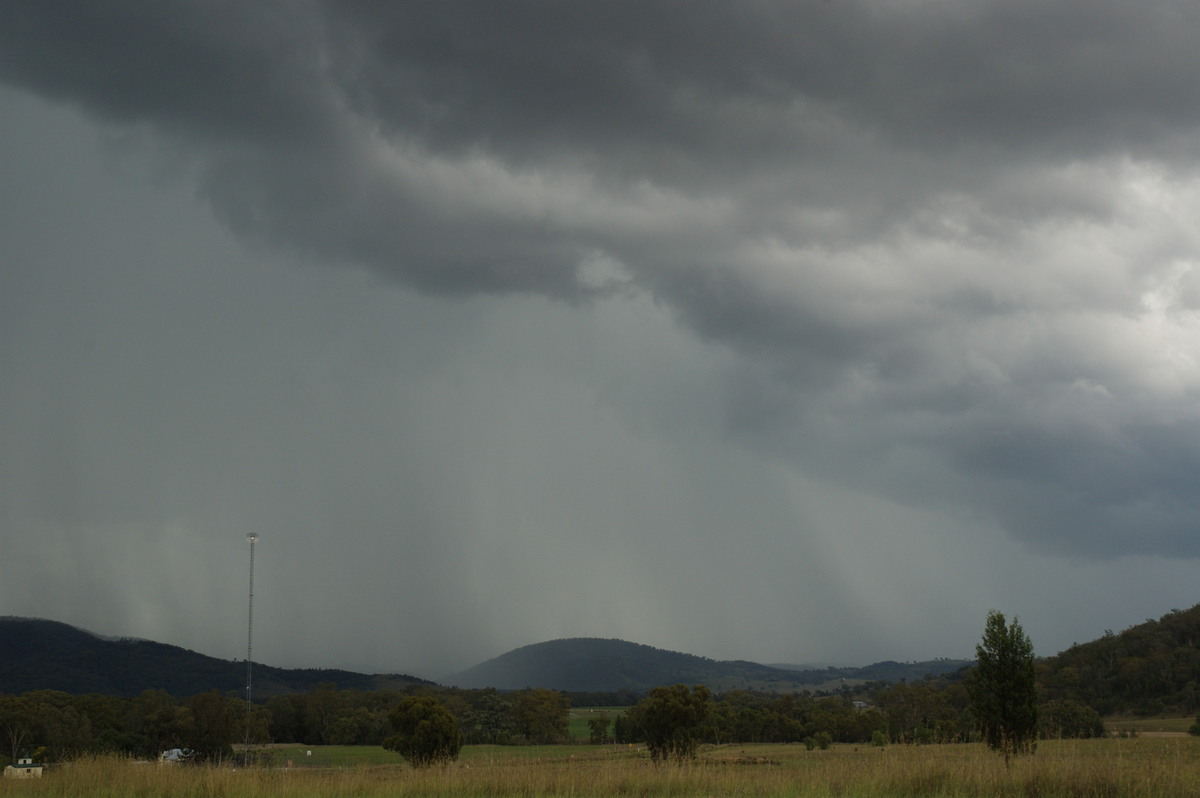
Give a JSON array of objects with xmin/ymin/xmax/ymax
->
[
  {"xmin": 446, "ymin": 637, "xmax": 970, "ymax": 692},
  {"xmin": 0, "ymin": 617, "xmax": 432, "ymax": 698},
  {"xmin": 1, "ymin": 617, "xmax": 971, "ymax": 698},
  {"xmin": 6, "ymin": 608, "xmax": 1197, "ymax": 713}
]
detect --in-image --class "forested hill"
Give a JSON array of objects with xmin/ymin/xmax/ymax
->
[
  {"xmin": 1036, "ymin": 603, "xmax": 1200, "ymax": 716},
  {"xmin": 0, "ymin": 617, "xmax": 432, "ymax": 698},
  {"xmin": 446, "ymin": 637, "xmax": 970, "ymax": 692},
  {"xmin": 447, "ymin": 638, "xmax": 793, "ymax": 692}
]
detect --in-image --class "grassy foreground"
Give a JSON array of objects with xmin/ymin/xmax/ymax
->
[{"xmin": 8, "ymin": 738, "xmax": 1199, "ymax": 798}]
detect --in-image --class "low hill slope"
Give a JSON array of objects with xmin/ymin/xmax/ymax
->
[
  {"xmin": 446, "ymin": 637, "xmax": 970, "ymax": 693},
  {"xmin": 1037, "ymin": 603, "xmax": 1200, "ymax": 716},
  {"xmin": 0, "ymin": 617, "xmax": 431, "ymax": 698}
]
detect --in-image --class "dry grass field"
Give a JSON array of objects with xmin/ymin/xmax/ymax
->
[{"xmin": 6, "ymin": 737, "xmax": 1198, "ymax": 798}]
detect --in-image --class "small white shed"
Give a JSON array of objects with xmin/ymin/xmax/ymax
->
[{"xmin": 3, "ymin": 757, "xmax": 43, "ymax": 779}]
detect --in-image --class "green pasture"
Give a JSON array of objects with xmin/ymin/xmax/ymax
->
[
  {"xmin": 258, "ymin": 744, "xmax": 398, "ymax": 768},
  {"xmin": 566, "ymin": 706, "xmax": 627, "ymax": 741},
  {"xmin": 1104, "ymin": 715, "xmax": 1196, "ymax": 734},
  {"xmin": 264, "ymin": 742, "xmax": 638, "ymax": 768}
]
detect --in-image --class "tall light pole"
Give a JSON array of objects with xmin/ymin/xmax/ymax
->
[{"xmin": 245, "ymin": 532, "xmax": 259, "ymax": 764}]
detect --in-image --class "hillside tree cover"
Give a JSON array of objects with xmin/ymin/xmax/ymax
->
[
  {"xmin": 0, "ymin": 619, "xmax": 436, "ymax": 699},
  {"xmin": 968, "ymin": 611, "xmax": 1038, "ymax": 765},
  {"xmin": 1037, "ymin": 605, "xmax": 1200, "ymax": 716}
]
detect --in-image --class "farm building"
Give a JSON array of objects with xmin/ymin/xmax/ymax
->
[{"xmin": 3, "ymin": 757, "xmax": 43, "ymax": 779}]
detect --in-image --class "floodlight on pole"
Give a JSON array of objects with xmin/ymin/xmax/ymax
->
[{"xmin": 245, "ymin": 532, "xmax": 259, "ymax": 763}]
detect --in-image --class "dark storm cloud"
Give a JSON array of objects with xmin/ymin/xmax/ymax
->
[
  {"xmin": 9, "ymin": 2, "xmax": 1200, "ymax": 257},
  {"xmin": 0, "ymin": 1, "xmax": 337, "ymax": 145},
  {"xmin": 4, "ymin": 0, "xmax": 1200, "ymax": 566},
  {"xmin": 327, "ymin": 1, "xmax": 1200, "ymax": 164}
]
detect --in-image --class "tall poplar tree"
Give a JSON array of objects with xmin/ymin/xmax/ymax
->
[{"xmin": 968, "ymin": 610, "xmax": 1039, "ymax": 765}]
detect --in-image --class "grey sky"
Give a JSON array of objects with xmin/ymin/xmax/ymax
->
[{"xmin": 2, "ymin": 1, "xmax": 1199, "ymax": 678}]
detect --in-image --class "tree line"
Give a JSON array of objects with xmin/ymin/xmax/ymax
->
[
  {"xmin": 0, "ymin": 688, "xmax": 259, "ymax": 765},
  {"xmin": 0, "ymin": 684, "xmax": 580, "ymax": 765},
  {"xmin": 0, "ymin": 676, "xmax": 1100, "ymax": 767}
]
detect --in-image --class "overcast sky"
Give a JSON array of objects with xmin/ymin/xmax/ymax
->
[{"xmin": 3, "ymin": 1, "xmax": 1200, "ymax": 679}]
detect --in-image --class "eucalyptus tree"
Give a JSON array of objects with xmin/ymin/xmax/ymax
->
[
  {"xmin": 382, "ymin": 696, "xmax": 462, "ymax": 768},
  {"xmin": 627, "ymin": 684, "xmax": 712, "ymax": 763}
]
